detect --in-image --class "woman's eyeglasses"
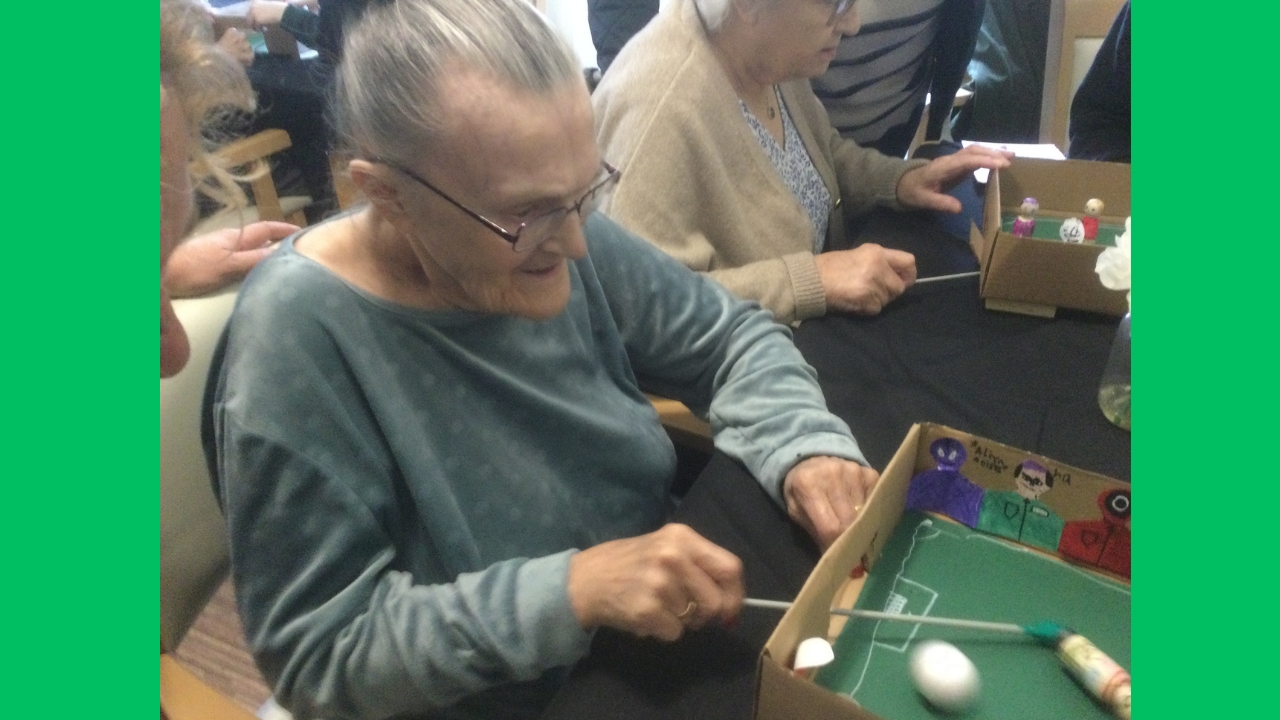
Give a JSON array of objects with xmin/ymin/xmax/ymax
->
[
  {"xmin": 829, "ymin": 0, "xmax": 856, "ymax": 25},
  {"xmin": 371, "ymin": 158, "xmax": 621, "ymax": 253}
]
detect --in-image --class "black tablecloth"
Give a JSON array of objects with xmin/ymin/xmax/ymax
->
[
  {"xmin": 543, "ymin": 207, "xmax": 1130, "ymax": 720},
  {"xmin": 805, "ymin": 208, "xmax": 1130, "ymax": 480}
]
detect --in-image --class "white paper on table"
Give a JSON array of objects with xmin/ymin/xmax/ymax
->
[{"xmin": 963, "ymin": 141, "xmax": 1066, "ymax": 183}]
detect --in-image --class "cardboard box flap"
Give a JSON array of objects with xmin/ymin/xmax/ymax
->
[
  {"xmin": 998, "ymin": 158, "xmax": 1130, "ymax": 217},
  {"xmin": 973, "ymin": 168, "xmax": 1002, "ymax": 295},
  {"xmin": 910, "ymin": 425, "xmax": 1129, "ymax": 523},
  {"xmin": 984, "ymin": 236, "xmax": 1129, "ymax": 315},
  {"xmin": 756, "ymin": 656, "xmax": 876, "ymax": 720},
  {"xmin": 761, "ymin": 425, "xmax": 921, "ymax": 669}
]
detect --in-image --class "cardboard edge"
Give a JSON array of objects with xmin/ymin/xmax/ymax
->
[
  {"xmin": 973, "ymin": 168, "xmax": 1002, "ymax": 296},
  {"xmin": 984, "ymin": 297, "xmax": 1058, "ymax": 318},
  {"xmin": 757, "ymin": 426, "xmax": 925, "ymax": 720},
  {"xmin": 755, "ymin": 655, "xmax": 883, "ymax": 720}
]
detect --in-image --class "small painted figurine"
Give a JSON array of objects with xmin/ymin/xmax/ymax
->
[
  {"xmin": 1059, "ymin": 217, "xmax": 1086, "ymax": 244},
  {"xmin": 1082, "ymin": 198, "xmax": 1104, "ymax": 241},
  {"xmin": 904, "ymin": 438, "xmax": 985, "ymax": 528},
  {"xmin": 1011, "ymin": 197, "xmax": 1038, "ymax": 237},
  {"xmin": 976, "ymin": 460, "xmax": 1065, "ymax": 552},
  {"xmin": 1058, "ymin": 488, "xmax": 1131, "ymax": 578}
]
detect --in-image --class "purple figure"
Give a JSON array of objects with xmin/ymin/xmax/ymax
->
[
  {"xmin": 1011, "ymin": 197, "xmax": 1038, "ymax": 237},
  {"xmin": 905, "ymin": 438, "xmax": 985, "ymax": 528}
]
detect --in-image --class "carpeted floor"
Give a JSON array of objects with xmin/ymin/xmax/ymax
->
[{"xmin": 173, "ymin": 579, "xmax": 273, "ymax": 714}]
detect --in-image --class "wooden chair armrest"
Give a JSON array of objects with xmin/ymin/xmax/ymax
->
[
  {"xmin": 645, "ymin": 394, "xmax": 713, "ymax": 453},
  {"xmin": 213, "ymin": 129, "xmax": 293, "ymax": 169},
  {"xmin": 160, "ymin": 654, "xmax": 258, "ymax": 720}
]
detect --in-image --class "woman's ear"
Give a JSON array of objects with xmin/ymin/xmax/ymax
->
[{"xmin": 350, "ymin": 159, "xmax": 405, "ymax": 218}]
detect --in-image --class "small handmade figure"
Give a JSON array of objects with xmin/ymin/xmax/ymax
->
[
  {"xmin": 1082, "ymin": 198, "xmax": 1104, "ymax": 241},
  {"xmin": 976, "ymin": 460, "xmax": 1065, "ymax": 552},
  {"xmin": 904, "ymin": 438, "xmax": 985, "ymax": 528},
  {"xmin": 1059, "ymin": 217, "xmax": 1086, "ymax": 243},
  {"xmin": 1058, "ymin": 488, "xmax": 1131, "ymax": 578},
  {"xmin": 1011, "ymin": 197, "xmax": 1038, "ymax": 237}
]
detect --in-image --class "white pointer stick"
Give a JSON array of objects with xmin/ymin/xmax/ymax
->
[
  {"xmin": 743, "ymin": 598, "xmax": 1025, "ymax": 635},
  {"xmin": 913, "ymin": 271, "xmax": 981, "ymax": 285}
]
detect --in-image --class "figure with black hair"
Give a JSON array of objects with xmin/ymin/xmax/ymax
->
[{"xmin": 976, "ymin": 460, "xmax": 1065, "ymax": 551}]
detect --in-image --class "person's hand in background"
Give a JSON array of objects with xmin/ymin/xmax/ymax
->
[
  {"xmin": 217, "ymin": 27, "xmax": 255, "ymax": 67},
  {"xmin": 246, "ymin": 0, "xmax": 290, "ymax": 27},
  {"xmin": 163, "ymin": 221, "xmax": 298, "ymax": 298}
]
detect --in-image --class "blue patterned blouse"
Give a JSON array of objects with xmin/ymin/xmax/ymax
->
[{"xmin": 740, "ymin": 88, "xmax": 832, "ymax": 253}]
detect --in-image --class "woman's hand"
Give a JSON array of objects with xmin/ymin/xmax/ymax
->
[
  {"xmin": 896, "ymin": 145, "xmax": 1013, "ymax": 213},
  {"xmin": 246, "ymin": 0, "xmax": 290, "ymax": 27},
  {"xmin": 783, "ymin": 456, "xmax": 879, "ymax": 550},
  {"xmin": 217, "ymin": 27, "xmax": 255, "ymax": 67},
  {"xmin": 814, "ymin": 243, "xmax": 916, "ymax": 315},
  {"xmin": 163, "ymin": 221, "xmax": 298, "ymax": 298},
  {"xmin": 567, "ymin": 524, "xmax": 744, "ymax": 641}
]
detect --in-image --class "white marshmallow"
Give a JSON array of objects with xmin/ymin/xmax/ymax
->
[{"xmin": 909, "ymin": 640, "xmax": 980, "ymax": 714}]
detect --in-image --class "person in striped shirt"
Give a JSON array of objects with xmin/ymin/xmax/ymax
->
[{"xmin": 812, "ymin": 0, "xmax": 984, "ymax": 158}]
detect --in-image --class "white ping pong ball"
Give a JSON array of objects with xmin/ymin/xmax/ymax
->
[
  {"xmin": 1059, "ymin": 217, "xmax": 1086, "ymax": 243},
  {"xmin": 909, "ymin": 640, "xmax": 980, "ymax": 714}
]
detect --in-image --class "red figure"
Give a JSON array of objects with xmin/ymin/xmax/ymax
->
[
  {"xmin": 1058, "ymin": 488, "xmax": 1130, "ymax": 578},
  {"xmin": 1082, "ymin": 198, "xmax": 1104, "ymax": 241}
]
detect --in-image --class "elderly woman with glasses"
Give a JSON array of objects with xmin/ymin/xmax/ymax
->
[
  {"xmin": 593, "ymin": 0, "xmax": 1011, "ymax": 324},
  {"xmin": 204, "ymin": 1, "xmax": 882, "ymax": 718}
]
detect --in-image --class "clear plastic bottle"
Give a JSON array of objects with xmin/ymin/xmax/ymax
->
[{"xmin": 1098, "ymin": 313, "xmax": 1131, "ymax": 430}]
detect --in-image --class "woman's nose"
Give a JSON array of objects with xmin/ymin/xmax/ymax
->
[
  {"xmin": 836, "ymin": 7, "xmax": 861, "ymax": 36},
  {"xmin": 542, "ymin": 212, "xmax": 589, "ymax": 260}
]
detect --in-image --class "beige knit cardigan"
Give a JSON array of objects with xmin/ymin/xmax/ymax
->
[{"xmin": 593, "ymin": 0, "xmax": 926, "ymax": 323}]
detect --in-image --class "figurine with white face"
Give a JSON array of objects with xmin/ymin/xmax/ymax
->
[
  {"xmin": 1011, "ymin": 197, "xmax": 1038, "ymax": 237},
  {"xmin": 1059, "ymin": 217, "xmax": 1086, "ymax": 243},
  {"xmin": 1012, "ymin": 461, "xmax": 1053, "ymax": 501},
  {"xmin": 1082, "ymin": 198, "xmax": 1104, "ymax": 241}
]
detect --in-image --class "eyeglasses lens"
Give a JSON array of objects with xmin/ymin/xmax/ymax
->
[{"xmin": 511, "ymin": 167, "xmax": 618, "ymax": 253}]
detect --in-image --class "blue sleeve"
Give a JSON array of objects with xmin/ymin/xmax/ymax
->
[
  {"xmin": 580, "ymin": 212, "xmax": 869, "ymax": 503},
  {"xmin": 205, "ymin": 277, "xmax": 591, "ymax": 719}
]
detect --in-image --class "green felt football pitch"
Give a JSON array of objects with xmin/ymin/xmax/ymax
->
[{"xmin": 814, "ymin": 512, "xmax": 1130, "ymax": 719}]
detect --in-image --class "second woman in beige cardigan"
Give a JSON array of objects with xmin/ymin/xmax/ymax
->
[{"xmin": 594, "ymin": 0, "xmax": 1009, "ymax": 323}]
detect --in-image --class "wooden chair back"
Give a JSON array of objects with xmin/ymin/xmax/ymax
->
[{"xmin": 1039, "ymin": 0, "xmax": 1127, "ymax": 151}]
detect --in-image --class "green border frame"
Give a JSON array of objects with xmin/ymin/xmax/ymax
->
[
  {"xmin": 7, "ymin": 2, "xmax": 152, "ymax": 716},
  {"xmin": 8, "ymin": 0, "xmax": 1265, "ymax": 716},
  {"xmin": 1138, "ymin": 1, "xmax": 1271, "ymax": 716}
]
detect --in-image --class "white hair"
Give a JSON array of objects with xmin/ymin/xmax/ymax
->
[
  {"xmin": 694, "ymin": 0, "xmax": 734, "ymax": 31},
  {"xmin": 332, "ymin": 0, "xmax": 581, "ymax": 163},
  {"xmin": 695, "ymin": 0, "xmax": 775, "ymax": 32}
]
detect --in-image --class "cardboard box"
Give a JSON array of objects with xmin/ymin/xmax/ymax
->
[
  {"xmin": 753, "ymin": 423, "xmax": 1130, "ymax": 720},
  {"xmin": 970, "ymin": 158, "xmax": 1130, "ymax": 318}
]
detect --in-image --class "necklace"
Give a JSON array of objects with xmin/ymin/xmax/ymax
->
[{"xmin": 762, "ymin": 85, "xmax": 779, "ymax": 121}]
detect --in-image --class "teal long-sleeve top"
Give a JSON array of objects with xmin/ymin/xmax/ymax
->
[{"xmin": 203, "ymin": 212, "xmax": 867, "ymax": 719}]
